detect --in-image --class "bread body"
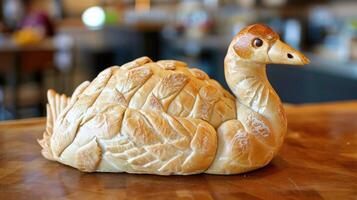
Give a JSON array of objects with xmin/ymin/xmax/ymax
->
[{"xmin": 39, "ymin": 57, "xmax": 238, "ymax": 175}]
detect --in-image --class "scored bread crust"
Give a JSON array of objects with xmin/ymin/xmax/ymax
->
[
  {"xmin": 40, "ymin": 57, "xmax": 236, "ymax": 175},
  {"xmin": 39, "ymin": 54, "xmax": 285, "ymax": 175}
]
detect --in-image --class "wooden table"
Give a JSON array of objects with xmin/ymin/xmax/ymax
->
[{"xmin": 0, "ymin": 102, "xmax": 356, "ymax": 199}]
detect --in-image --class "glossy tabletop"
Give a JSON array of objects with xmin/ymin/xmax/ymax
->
[{"xmin": 0, "ymin": 102, "xmax": 356, "ymax": 200}]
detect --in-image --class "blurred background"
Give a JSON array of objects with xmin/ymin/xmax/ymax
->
[{"xmin": 0, "ymin": 0, "xmax": 357, "ymax": 120}]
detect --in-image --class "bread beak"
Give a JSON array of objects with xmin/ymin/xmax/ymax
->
[{"xmin": 268, "ymin": 40, "xmax": 310, "ymax": 65}]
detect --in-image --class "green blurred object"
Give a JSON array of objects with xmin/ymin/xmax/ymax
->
[
  {"xmin": 350, "ymin": 21, "xmax": 357, "ymax": 30},
  {"xmin": 105, "ymin": 9, "xmax": 120, "ymax": 25}
]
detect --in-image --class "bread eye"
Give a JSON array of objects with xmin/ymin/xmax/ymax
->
[{"xmin": 253, "ymin": 38, "xmax": 263, "ymax": 48}]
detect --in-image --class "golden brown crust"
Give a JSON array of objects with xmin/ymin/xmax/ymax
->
[
  {"xmin": 233, "ymin": 24, "xmax": 279, "ymax": 59},
  {"xmin": 189, "ymin": 68, "xmax": 209, "ymax": 80},
  {"xmin": 121, "ymin": 56, "xmax": 152, "ymax": 70},
  {"xmin": 206, "ymin": 105, "xmax": 276, "ymax": 174},
  {"xmin": 40, "ymin": 53, "xmax": 280, "ymax": 175},
  {"xmin": 38, "ymin": 90, "xmax": 71, "ymax": 161},
  {"xmin": 40, "ymin": 57, "xmax": 227, "ymax": 175},
  {"xmin": 205, "ymin": 24, "xmax": 302, "ymax": 174},
  {"xmin": 99, "ymin": 109, "xmax": 217, "ymax": 175},
  {"xmin": 157, "ymin": 60, "xmax": 187, "ymax": 70},
  {"xmin": 75, "ymin": 138, "xmax": 102, "ymax": 172}
]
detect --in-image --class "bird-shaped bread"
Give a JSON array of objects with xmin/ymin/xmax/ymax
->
[{"xmin": 38, "ymin": 24, "xmax": 309, "ymax": 175}]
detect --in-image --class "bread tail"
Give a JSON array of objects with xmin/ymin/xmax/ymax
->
[{"xmin": 38, "ymin": 89, "xmax": 70, "ymax": 161}]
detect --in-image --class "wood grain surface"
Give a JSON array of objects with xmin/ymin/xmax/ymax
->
[{"xmin": 0, "ymin": 102, "xmax": 356, "ymax": 200}]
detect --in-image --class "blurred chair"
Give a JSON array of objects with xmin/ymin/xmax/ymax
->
[{"xmin": 0, "ymin": 38, "xmax": 73, "ymax": 119}]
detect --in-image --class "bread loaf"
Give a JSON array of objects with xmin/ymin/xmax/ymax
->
[{"xmin": 39, "ymin": 24, "xmax": 309, "ymax": 175}]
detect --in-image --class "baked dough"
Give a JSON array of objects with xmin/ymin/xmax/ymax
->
[{"xmin": 38, "ymin": 24, "xmax": 309, "ymax": 175}]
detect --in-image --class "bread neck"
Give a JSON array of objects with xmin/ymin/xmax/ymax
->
[
  {"xmin": 224, "ymin": 46, "xmax": 287, "ymax": 153},
  {"xmin": 224, "ymin": 47, "xmax": 282, "ymax": 117}
]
